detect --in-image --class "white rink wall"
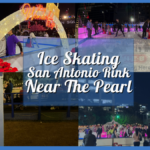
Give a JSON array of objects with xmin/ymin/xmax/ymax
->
[{"xmin": 78, "ymin": 138, "xmax": 144, "ymax": 146}]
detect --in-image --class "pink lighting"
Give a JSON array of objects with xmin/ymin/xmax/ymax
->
[{"xmin": 78, "ymin": 27, "xmax": 143, "ymax": 39}]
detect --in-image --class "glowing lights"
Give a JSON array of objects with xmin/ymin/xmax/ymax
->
[
  {"xmin": 0, "ymin": 3, "xmax": 69, "ymax": 51},
  {"xmin": 20, "ymin": 3, "xmax": 56, "ymax": 29},
  {"xmin": 46, "ymin": 3, "xmax": 60, "ymax": 19},
  {"xmin": 21, "ymin": 3, "xmax": 31, "ymax": 16},
  {"xmin": 62, "ymin": 15, "xmax": 75, "ymax": 19},
  {"xmin": 116, "ymin": 115, "xmax": 120, "ymax": 119},
  {"xmin": 131, "ymin": 18, "xmax": 134, "ymax": 22}
]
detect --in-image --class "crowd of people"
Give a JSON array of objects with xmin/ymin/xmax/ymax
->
[
  {"xmin": 15, "ymin": 28, "xmax": 75, "ymax": 38},
  {"xmin": 85, "ymin": 18, "xmax": 150, "ymax": 39},
  {"xmin": 79, "ymin": 123, "xmax": 150, "ymax": 146}
]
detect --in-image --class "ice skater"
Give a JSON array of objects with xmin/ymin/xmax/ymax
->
[
  {"xmin": 30, "ymin": 32, "xmax": 39, "ymax": 48},
  {"xmin": 86, "ymin": 19, "xmax": 93, "ymax": 38},
  {"xmin": 115, "ymin": 19, "xmax": 125, "ymax": 37},
  {"xmin": 142, "ymin": 19, "xmax": 149, "ymax": 39}
]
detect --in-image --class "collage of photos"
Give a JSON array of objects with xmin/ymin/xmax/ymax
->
[{"xmin": 0, "ymin": 2, "xmax": 150, "ymax": 147}]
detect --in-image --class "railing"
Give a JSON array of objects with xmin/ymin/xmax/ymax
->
[
  {"xmin": 3, "ymin": 92, "xmax": 72, "ymax": 120},
  {"xmin": 3, "ymin": 93, "xmax": 41, "ymax": 120}
]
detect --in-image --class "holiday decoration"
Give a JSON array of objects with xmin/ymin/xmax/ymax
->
[
  {"xmin": 30, "ymin": 24, "xmax": 46, "ymax": 32},
  {"xmin": 0, "ymin": 3, "xmax": 69, "ymax": 49},
  {"xmin": 28, "ymin": 21, "xmax": 31, "ymax": 29},
  {"xmin": 0, "ymin": 59, "xmax": 18, "ymax": 72}
]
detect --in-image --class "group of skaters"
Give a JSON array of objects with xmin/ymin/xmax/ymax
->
[
  {"xmin": 86, "ymin": 18, "xmax": 150, "ymax": 39},
  {"xmin": 79, "ymin": 123, "xmax": 150, "ymax": 146}
]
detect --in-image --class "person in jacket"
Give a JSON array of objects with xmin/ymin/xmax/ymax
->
[
  {"xmin": 86, "ymin": 19, "xmax": 93, "ymax": 38},
  {"xmin": 4, "ymin": 83, "xmax": 11, "ymax": 103},
  {"xmin": 132, "ymin": 128, "xmax": 142, "ymax": 146},
  {"xmin": 96, "ymin": 126, "xmax": 102, "ymax": 139},
  {"xmin": 83, "ymin": 130, "xmax": 96, "ymax": 146},
  {"xmin": 93, "ymin": 21, "xmax": 98, "ymax": 35},
  {"xmin": 142, "ymin": 19, "xmax": 149, "ymax": 38},
  {"xmin": 9, "ymin": 80, "xmax": 13, "ymax": 93},
  {"xmin": 127, "ymin": 24, "xmax": 130, "ymax": 32},
  {"xmin": 84, "ymin": 127, "xmax": 90, "ymax": 135},
  {"xmin": 135, "ymin": 25, "xmax": 138, "ymax": 32},
  {"xmin": 115, "ymin": 19, "xmax": 125, "ymax": 37}
]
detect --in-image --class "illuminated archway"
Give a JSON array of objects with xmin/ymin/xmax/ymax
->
[{"xmin": 0, "ymin": 3, "xmax": 69, "ymax": 50}]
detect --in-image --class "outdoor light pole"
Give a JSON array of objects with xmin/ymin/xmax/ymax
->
[{"xmin": 0, "ymin": 73, "xmax": 4, "ymax": 146}]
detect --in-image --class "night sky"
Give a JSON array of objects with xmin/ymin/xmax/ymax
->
[
  {"xmin": 0, "ymin": 3, "xmax": 75, "ymax": 20},
  {"xmin": 134, "ymin": 73, "xmax": 150, "ymax": 110}
]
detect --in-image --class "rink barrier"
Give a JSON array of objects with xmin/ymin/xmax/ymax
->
[
  {"xmin": 78, "ymin": 137, "xmax": 144, "ymax": 146},
  {"xmin": 0, "ymin": 36, "xmax": 76, "ymax": 59},
  {"xmin": 0, "ymin": 42, "xmax": 58, "ymax": 59},
  {"xmin": 3, "ymin": 93, "xmax": 41, "ymax": 120},
  {"xmin": 78, "ymin": 27, "xmax": 143, "ymax": 39},
  {"xmin": 21, "ymin": 41, "xmax": 59, "ymax": 47},
  {"xmin": 4, "ymin": 92, "xmax": 72, "ymax": 119}
]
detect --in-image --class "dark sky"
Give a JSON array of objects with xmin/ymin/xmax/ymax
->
[
  {"xmin": 134, "ymin": 73, "xmax": 150, "ymax": 110},
  {"xmin": 0, "ymin": 3, "xmax": 75, "ymax": 20}
]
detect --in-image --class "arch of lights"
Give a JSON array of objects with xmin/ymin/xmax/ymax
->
[{"xmin": 0, "ymin": 3, "xmax": 69, "ymax": 50}]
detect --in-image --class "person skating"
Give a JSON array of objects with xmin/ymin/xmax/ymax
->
[
  {"xmin": 93, "ymin": 21, "xmax": 98, "ymax": 35},
  {"xmin": 127, "ymin": 24, "xmax": 130, "ymax": 32},
  {"xmin": 96, "ymin": 126, "xmax": 102, "ymax": 139},
  {"xmin": 86, "ymin": 19, "xmax": 93, "ymax": 38},
  {"xmin": 135, "ymin": 25, "xmax": 138, "ymax": 32},
  {"xmin": 142, "ymin": 19, "xmax": 149, "ymax": 38},
  {"xmin": 30, "ymin": 32, "xmax": 39, "ymax": 48},
  {"xmin": 115, "ymin": 19, "xmax": 125, "ymax": 37}
]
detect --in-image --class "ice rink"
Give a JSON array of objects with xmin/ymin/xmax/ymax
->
[
  {"xmin": 16, "ymin": 43, "xmax": 55, "ymax": 55},
  {"xmin": 1, "ymin": 37, "xmax": 76, "ymax": 72},
  {"xmin": 78, "ymin": 29, "xmax": 150, "ymax": 72},
  {"xmin": 93, "ymin": 31, "xmax": 143, "ymax": 39},
  {"xmin": 78, "ymin": 29, "xmax": 144, "ymax": 39}
]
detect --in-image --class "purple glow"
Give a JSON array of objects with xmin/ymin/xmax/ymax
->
[{"xmin": 78, "ymin": 27, "xmax": 143, "ymax": 39}]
